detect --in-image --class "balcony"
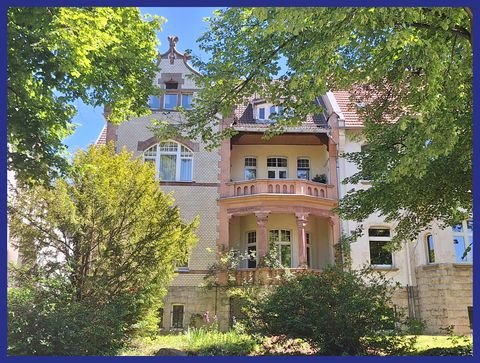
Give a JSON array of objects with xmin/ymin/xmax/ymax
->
[
  {"xmin": 219, "ymin": 268, "xmax": 323, "ymax": 286},
  {"xmin": 223, "ymin": 179, "xmax": 336, "ymax": 199}
]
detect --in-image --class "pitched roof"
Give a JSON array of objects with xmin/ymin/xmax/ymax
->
[
  {"xmin": 95, "ymin": 126, "xmax": 107, "ymax": 145},
  {"xmin": 331, "ymin": 90, "xmax": 363, "ymax": 128},
  {"xmin": 232, "ymin": 98, "xmax": 329, "ymax": 132}
]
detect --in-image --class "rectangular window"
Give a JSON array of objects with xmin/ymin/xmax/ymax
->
[
  {"xmin": 159, "ymin": 154, "xmax": 176, "ymax": 181},
  {"xmin": 453, "ymin": 220, "xmax": 473, "ymax": 263},
  {"xmin": 164, "ymin": 94, "xmax": 178, "ymax": 110},
  {"xmin": 369, "ymin": 228, "xmax": 392, "ymax": 266},
  {"xmin": 247, "ymin": 231, "xmax": 257, "ymax": 268},
  {"xmin": 148, "ymin": 95, "xmax": 161, "ymax": 110},
  {"xmin": 306, "ymin": 232, "xmax": 312, "ymax": 268},
  {"xmin": 267, "ymin": 157, "xmax": 288, "ymax": 179},
  {"xmin": 468, "ymin": 306, "xmax": 473, "ymax": 329},
  {"xmin": 181, "ymin": 94, "xmax": 193, "ymax": 110},
  {"xmin": 360, "ymin": 144, "xmax": 372, "ymax": 180},
  {"xmin": 258, "ymin": 108, "xmax": 265, "ymax": 120},
  {"xmin": 171, "ymin": 305, "xmax": 184, "ymax": 329},
  {"xmin": 426, "ymin": 234, "xmax": 435, "ymax": 263},
  {"xmin": 180, "ymin": 158, "xmax": 192, "ymax": 181},
  {"xmin": 269, "ymin": 229, "xmax": 292, "ymax": 267},
  {"xmin": 297, "ymin": 158, "xmax": 310, "ymax": 180},
  {"xmin": 244, "ymin": 157, "xmax": 257, "ymax": 180}
]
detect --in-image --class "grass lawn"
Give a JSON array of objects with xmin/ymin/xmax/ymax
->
[
  {"xmin": 120, "ymin": 332, "xmax": 473, "ymax": 356},
  {"xmin": 410, "ymin": 335, "xmax": 472, "ymax": 352}
]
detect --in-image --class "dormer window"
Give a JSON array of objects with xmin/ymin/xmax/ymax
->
[
  {"xmin": 258, "ymin": 107, "xmax": 266, "ymax": 120},
  {"xmin": 256, "ymin": 104, "xmax": 285, "ymax": 122}
]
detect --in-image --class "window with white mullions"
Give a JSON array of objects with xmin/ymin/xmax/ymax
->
[
  {"xmin": 267, "ymin": 157, "xmax": 288, "ymax": 179},
  {"xmin": 369, "ymin": 228, "xmax": 393, "ymax": 266},
  {"xmin": 306, "ymin": 232, "xmax": 312, "ymax": 268},
  {"xmin": 269, "ymin": 229, "xmax": 292, "ymax": 267},
  {"xmin": 246, "ymin": 231, "xmax": 257, "ymax": 268},
  {"xmin": 143, "ymin": 141, "xmax": 193, "ymax": 181},
  {"xmin": 297, "ymin": 158, "xmax": 310, "ymax": 180},
  {"xmin": 244, "ymin": 157, "xmax": 257, "ymax": 180},
  {"xmin": 452, "ymin": 220, "xmax": 473, "ymax": 263}
]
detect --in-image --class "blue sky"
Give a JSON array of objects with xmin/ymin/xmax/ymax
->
[{"xmin": 63, "ymin": 7, "xmax": 219, "ymax": 155}]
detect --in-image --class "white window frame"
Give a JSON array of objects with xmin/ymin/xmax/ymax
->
[
  {"xmin": 181, "ymin": 93, "xmax": 193, "ymax": 110},
  {"xmin": 368, "ymin": 227, "xmax": 393, "ymax": 267},
  {"xmin": 269, "ymin": 229, "xmax": 292, "ymax": 267},
  {"xmin": 143, "ymin": 141, "xmax": 193, "ymax": 182},
  {"xmin": 452, "ymin": 220, "xmax": 473, "ymax": 263},
  {"xmin": 244, "ymin": 157, "xmax": 257, "ymax": 180},
  {"xmin": 171, "ymin": 304, "xmax": 185, "ymax": 330},
  {"xmin": 297, "ymin": 157, "xmax": 310, "ymax": 180},
  {"xmin": 267, "ymin": 157, "xmax": 288, "ymax": 179},
  {"xmin": 164, "ymin": 93, "xmax": 178, "ymax": 110},
  {"xmin": 425, "ymin": 233, "xmax": 435, "ymax": 264},
  {"xmin": 246, "ymin": 231, "xmax": 257, "ymax": 268},
  {"xmin": 306, "ymin": 232, "xmax": 312, "ymax": 268}
]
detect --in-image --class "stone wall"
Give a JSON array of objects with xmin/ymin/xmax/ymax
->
[
  {"xmin": 415, "ymin": 263, "xmax": 473, "ymax": 334},
  {"xmin": 161, "ymin": 286, "xmax": 230, "ymax": 332}
]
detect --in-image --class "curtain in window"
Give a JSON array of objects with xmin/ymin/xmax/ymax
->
[
  {"xmin": 180, "ymin": 158, "xmax": 192, "ymax": 181},
  {"xmin": 159, "ymin": 155, "xmax": 176, "ymax": 180}
]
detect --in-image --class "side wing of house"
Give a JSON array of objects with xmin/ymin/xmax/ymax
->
[{"xmin": 330, "ymin": 91, "xmax": 473, "ymax": 334}]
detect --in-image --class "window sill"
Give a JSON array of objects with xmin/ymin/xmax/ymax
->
[
  {"xmin": 176, "ymin": 267, "xmax": 190, "ymax": 273},
  {"xmin": 453, "ymin": 263, "xmax": 473, "ymax": 269},
  {"xmin": 371, "ymin": 265, "xmax": 399, "ymax": 271},
  {"xmin": 360, "ymin": 180, "xmax": 372, "ymax": 185}
]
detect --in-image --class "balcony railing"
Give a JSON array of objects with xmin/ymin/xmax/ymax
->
[
  {"xmin": 223, "ymin": 179, "xmax": 334, "ymax": 199},
  {"xmin": 229, "ymin": 268, "xmax": 322, "ymax": 286}
]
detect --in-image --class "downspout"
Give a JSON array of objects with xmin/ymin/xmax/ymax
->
[{"xmin": 405, "ymin": 240, "xmax": 416, "ymax": 318}]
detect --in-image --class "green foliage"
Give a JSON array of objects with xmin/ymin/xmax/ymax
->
[
  {"xmin": 184, "ymin": 327, "xmax": 257, "ymax": 356},
  {"xmin": 405, "ymin": 317, "xmax": 427, "ymax": 335},
  {"xmin": 415, "ymin": 346, "xmax": 472, "ymax": 356},
  {"xmin": 180, "ymin": 7, "xmax": 471, "ymax": 247},
  {"xmin": 8, "ymin": 144, "xmax": 198, "ymax": 355},
  {"xmin": 241, "ymin": 266, "xmax": 414, "ymax": 355},
  {"xmin": 8, "ymin": 284, "xmax": 137, "ymax": 355},
  {"xmin": 8, "ymin": 7, "xmax": 164, "ymax": 184}
]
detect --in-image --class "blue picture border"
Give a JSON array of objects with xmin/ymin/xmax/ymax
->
[{"xmin": 1, "ymin": 0, "xmax": 477, "ymax": 362}]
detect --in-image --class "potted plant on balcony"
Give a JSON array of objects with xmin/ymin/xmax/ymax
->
[{"xmin": 312, "ymin": 174, "xmax": 327, "ymax": 184}]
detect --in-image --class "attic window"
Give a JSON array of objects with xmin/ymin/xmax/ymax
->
[{"xmin": 165, "ymin": 82, "xmax": 178, "ymax": 90}]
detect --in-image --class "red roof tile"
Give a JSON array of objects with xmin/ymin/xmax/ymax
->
[
  {"xmin": 95, "ymin": 126, "xmax": 107, "ymax": 145},
  {"xmin": 331, "ymin": 90, "xmax": 363, "ymax": 128}
]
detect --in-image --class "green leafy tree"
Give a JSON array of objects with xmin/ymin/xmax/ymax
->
[
  {"xmin": 8, "ymin": 7, "xmax": 163, "ymax": 184},
  {"xmin": 242, "ymin": 266, "xmax": 413, "ymax": 356},
  {"xmin": 172, "ymin": 7, "xmax": 471, "ymax": 247},
  {"xmin": 8, "ymin": 144, "xmax": 198, "ymax": 355}
]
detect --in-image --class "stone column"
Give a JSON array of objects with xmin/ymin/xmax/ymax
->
[
  {"xmin": 329, "ymin": 215, "xmax": 341, "ymax": 265},
  {"xmin": 295, "ymin": 213, "xmax": 309, "ymax": 268},
  {"xmin": 255, "ymin": 212, "xmax": 270, "ymax": 264}
]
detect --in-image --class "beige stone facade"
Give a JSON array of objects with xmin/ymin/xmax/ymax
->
[{"xmin": 104, "ymin": 37, "xmax": 472, "ymax": 334}]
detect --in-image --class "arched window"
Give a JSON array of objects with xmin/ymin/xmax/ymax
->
[
  {"xmin": 143, "ymin": 141, "xmax": 193, "ymax": 181},
  {"xmin": 425, "ymin": 234, "xmax": 435, "ymax": 264}
]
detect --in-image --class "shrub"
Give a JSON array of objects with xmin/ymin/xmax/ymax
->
[
  {"xmin": 8, "ymin": 286, "xmax": 136, "ymax": 355},
  {"xmin": 242, "ymin": 265, "xmax": 414, "ymax": 355},
  {"xmin": 405, "ymin": 317, "xmax": 427, "ymax": 335},
  {"xmin": 416, "ymin": 346, "xmax": 472, "ymax": 356}
]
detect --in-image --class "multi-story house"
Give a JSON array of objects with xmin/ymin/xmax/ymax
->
[{"xmin": 98, "ymin": 37, "xmax": 473, "ymax": 334}]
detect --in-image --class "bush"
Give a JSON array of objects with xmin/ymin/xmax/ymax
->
[
  {"xmin": 242, "ymin": 266, "xmax": 414, "ymax": 355},
  {"xmin": 8, "ymin": 286, "xmax": 139, "ymax": 355}
]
